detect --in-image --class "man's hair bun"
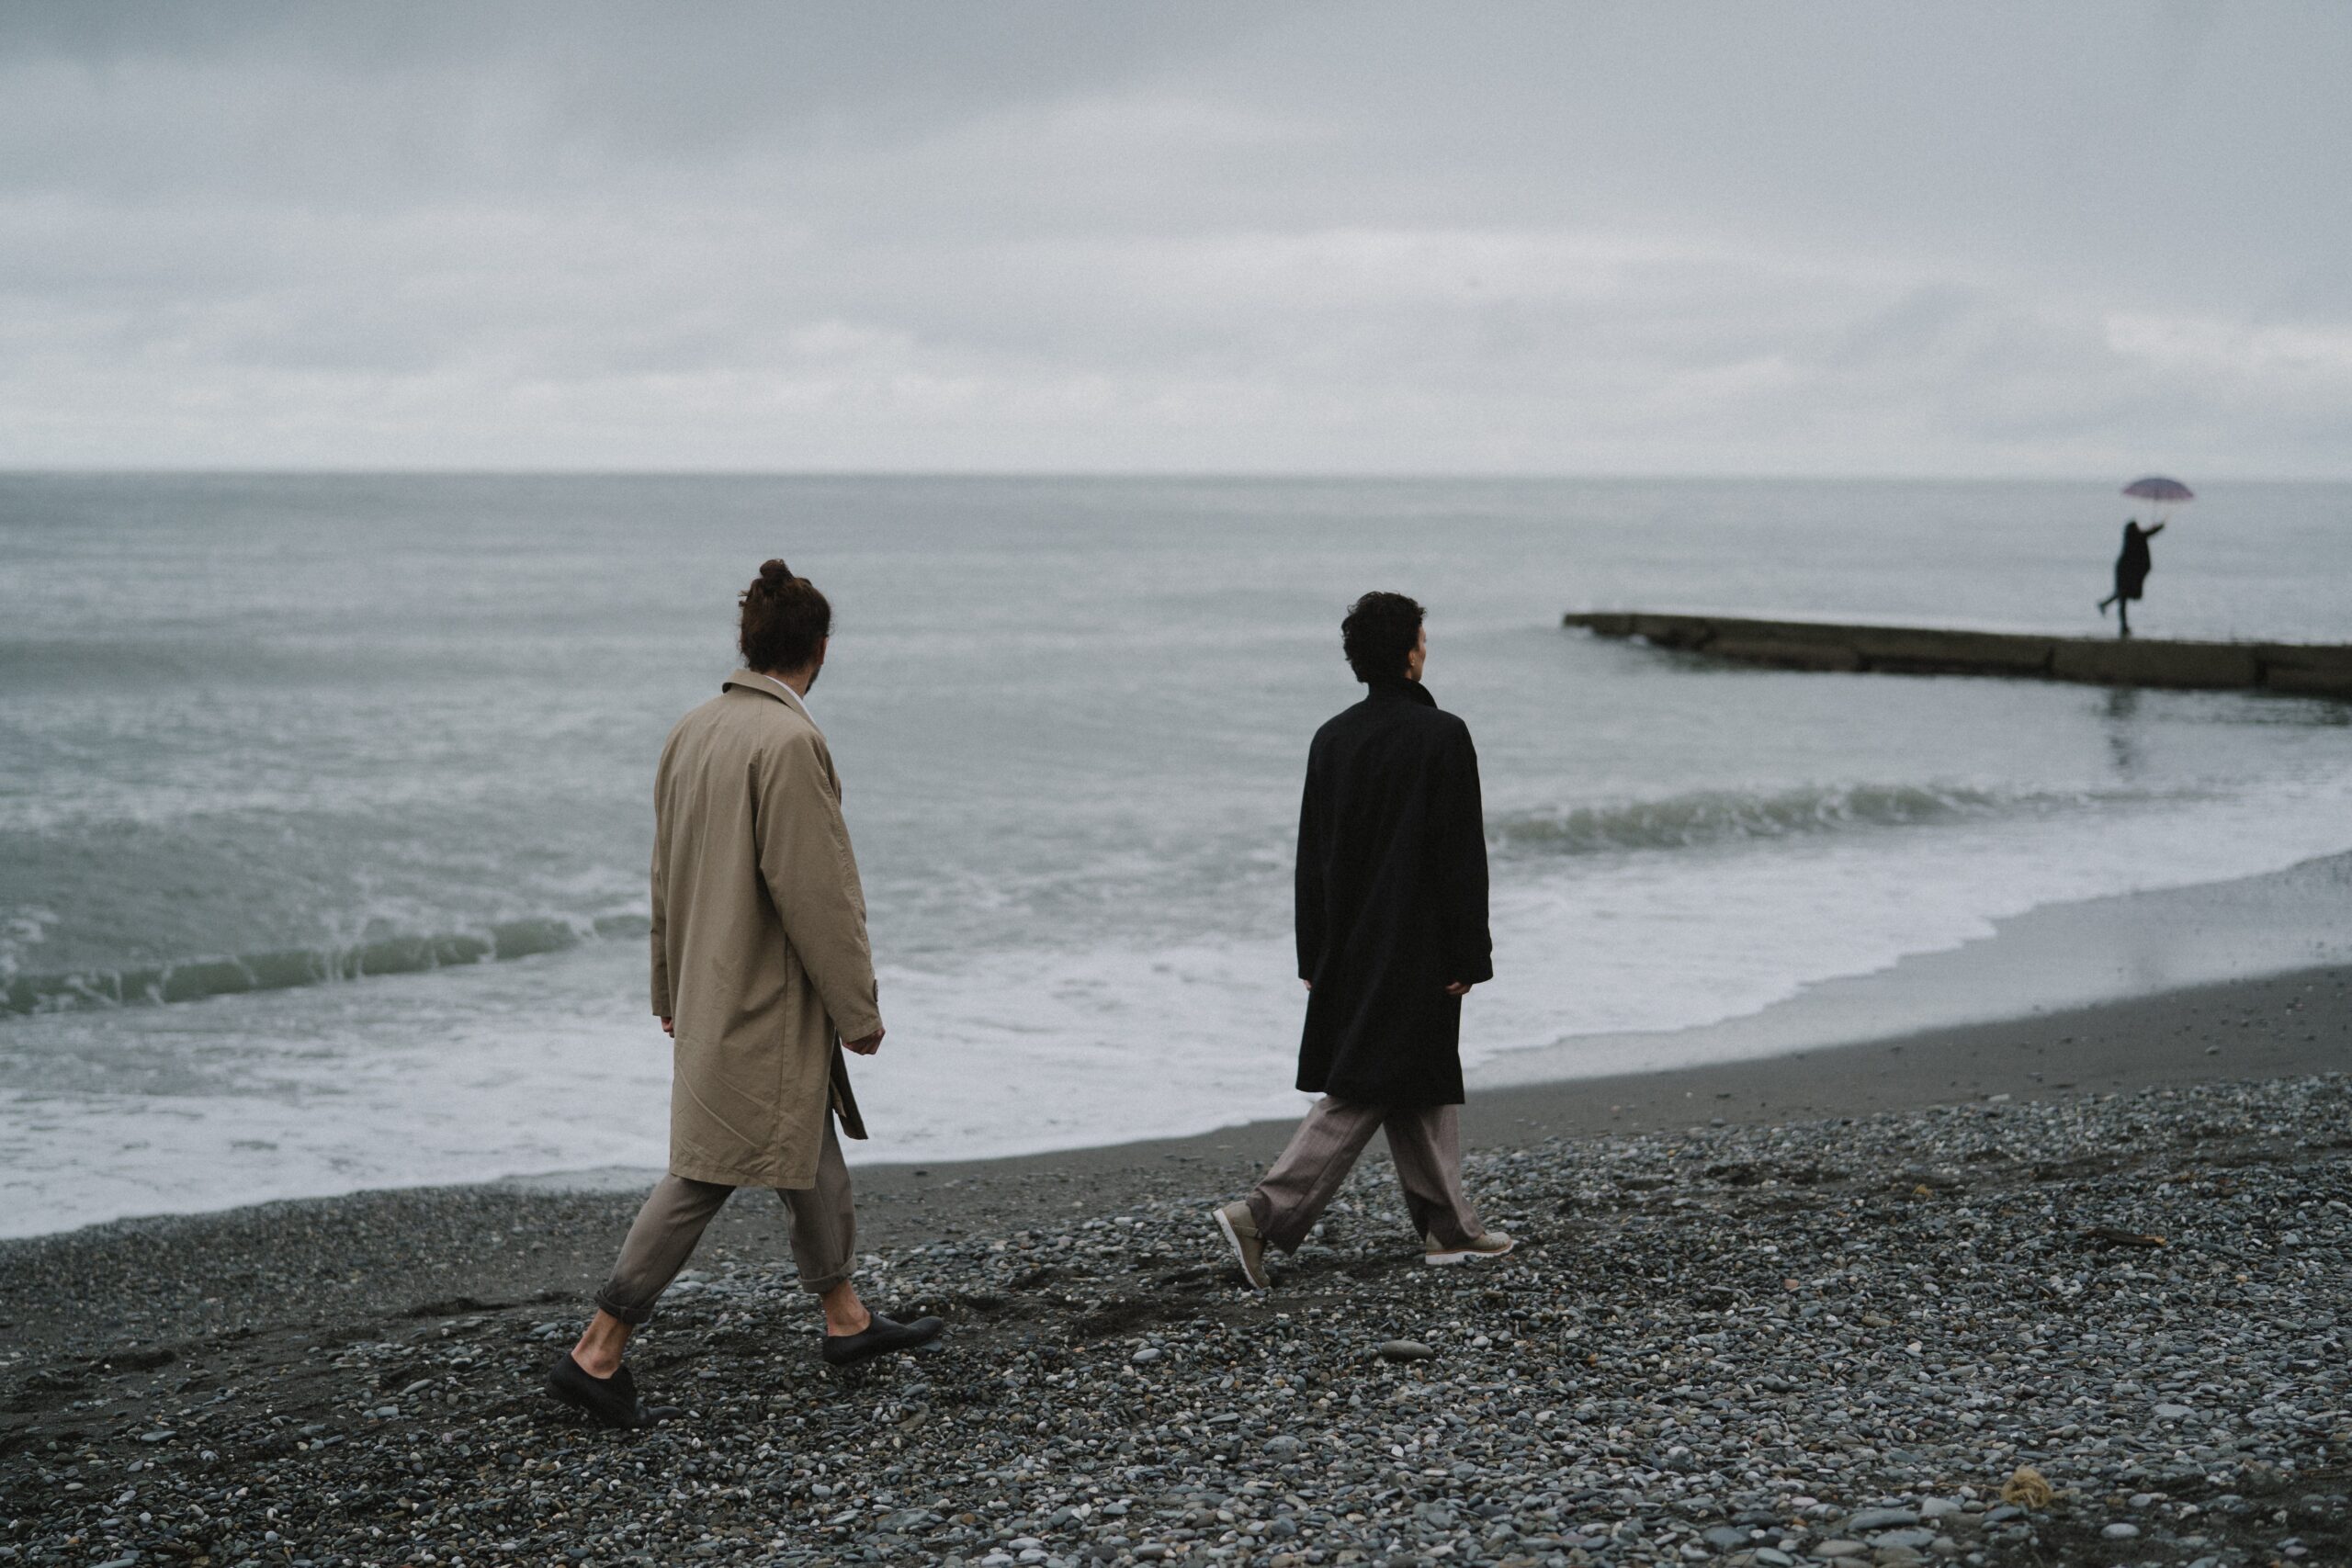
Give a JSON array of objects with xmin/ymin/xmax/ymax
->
[{"xmin": 740, "ymin": 558, "xmax": 831, "ymax": 672}]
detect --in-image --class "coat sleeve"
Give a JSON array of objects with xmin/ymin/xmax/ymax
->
[
  {"xmin": 649, "ymin": 742, "xmax": 674, "ymax": 1019},
  {"xmin": 1440, "ymin": 725, "xmax": 1495, "ymax": 986},
  {"xmin": 756, "ymin": 733, "xmax": 886, "ymax": 1043},
  {"xmin": 1295, "ymin": 748, "xmax": 1328, "ymax": 982}
]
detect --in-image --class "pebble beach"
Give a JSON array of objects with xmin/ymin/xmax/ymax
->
[{"xmin": 4, "ymin": 968, "xmax": 2348, "ymax": 1568}]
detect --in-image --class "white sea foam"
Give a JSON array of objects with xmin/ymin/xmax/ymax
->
[
  {"xmin": 6, "ymin": 473, "xmax": 2352, "ymax": 1236},
  {"xmin": 7, "ymin": 768, "xmax": 2349, "ymax": 1237}
]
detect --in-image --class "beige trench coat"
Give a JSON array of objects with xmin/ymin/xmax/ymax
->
[{"xmin": 650, "ymin": 671, "xmax": 883, "ymax": 1188}]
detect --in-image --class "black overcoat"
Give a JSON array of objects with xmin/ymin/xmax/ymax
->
[
  {"xmin": 1294, "ymin": 680, "xmax": 1494, "ymax": 1108},
  {"xmin": 2114, "ymin": 523, "xmax": 2154, "ymax": 600}
]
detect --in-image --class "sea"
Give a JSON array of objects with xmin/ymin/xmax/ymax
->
[{"xmin": 5, "ymin": 473, "xmax": 2350, "ymax": 1237}]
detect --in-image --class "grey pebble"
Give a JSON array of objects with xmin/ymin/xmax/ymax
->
[
  {"xmin": 1849, "ymin": 1506, "xmax": 1918, "ymax": 1529},
  {"xmin": 2, "ymin": 1069, "xmax": 2345, "ymax": 1568}
]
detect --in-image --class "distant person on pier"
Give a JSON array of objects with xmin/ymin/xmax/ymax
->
[
  {"xmin": 1212, "ymin": 592, "xmax": 1513, "ymax": 1290},
  {"xmin": 2097, "ymin": 518, "xmax": 2164, "ymax": 637},
  {"xmin": 545, "ymin": 559, "xmax": 941, "ymax": 1430}
]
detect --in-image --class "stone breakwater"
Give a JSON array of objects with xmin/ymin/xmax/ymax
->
[
  {"xmin": 4, "ymin": 1077, "xmax": 2348, "ymax": 1568},
  {"xmin": 1563, "ymin": 612, "xmax": 2352, "ymax": 698}
]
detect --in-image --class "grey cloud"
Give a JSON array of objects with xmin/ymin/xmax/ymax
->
[
  {"xmin": 0, "ymin": 3, "xmax": 1265, "ymax": 200},
  {"xmin": 0, "ymin": 1, "xmax": 2346, "ymax": 474}
]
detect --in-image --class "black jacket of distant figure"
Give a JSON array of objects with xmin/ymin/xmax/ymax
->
[
  {"xmin": 2113, "ymin": 521, "xmax": 2156, "ymax": 601},
  {"xmin": 1295, "ymin": 679, "xmax": 1494, "ymax": 1108}
]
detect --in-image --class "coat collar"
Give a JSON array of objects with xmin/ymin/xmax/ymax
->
[
  {"xmin": 1366, "ymin": 678, "xmax": 1437, "ymax": 708},
  {"xmin": 722, "ymin": 668, "xmax": 818, "ymax": 727}
]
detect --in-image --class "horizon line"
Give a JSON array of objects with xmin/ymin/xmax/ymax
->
[{"xmin": 2, "ymin": 465, "xmax": 2342, "ymax": 486}]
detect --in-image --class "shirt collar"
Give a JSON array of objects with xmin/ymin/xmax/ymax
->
[
  {"xmin": 763, "ymin": 672, "xmax": 813, "ymax": 721},
  {"xmin": 723, "ymin": 669, "xmax": 817, "ymax": 725}
]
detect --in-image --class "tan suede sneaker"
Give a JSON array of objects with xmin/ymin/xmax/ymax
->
[
  {"xmin": 1424, "ymin": 1229, "xmax": 1516, "ymax": 1266},
  {"xmin": 1214, "ymin": 1200, "xmax": 1271, "ymax": 1291}
]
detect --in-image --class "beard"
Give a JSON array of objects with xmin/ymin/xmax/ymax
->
[{"xmin": 802, "ymin": 660, "xmax": 821, "ymax": 692}]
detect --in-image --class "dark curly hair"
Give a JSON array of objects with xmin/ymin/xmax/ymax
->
[
  {"xmin": 1340, "ymin": 591, "xmax": 1424, "ymax": 683},
  {"xmin": 739, "ymin": 559, "xmax": 832, "ymax": 673}
]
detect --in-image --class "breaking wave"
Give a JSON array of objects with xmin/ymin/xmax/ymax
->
[
  {"xmin": 1489, "ymin": 782, "xmax": 2168, "ymax": 858},
  {"xmin": 1, "ymin": 782, "xmax": 2188, "ymax": 1015},
  {"xmin": 2, "ymin": 913, "xmax": 649, "ymax": 1017}
]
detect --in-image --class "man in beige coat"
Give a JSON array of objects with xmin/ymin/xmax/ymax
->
[{"xmin": 547, "ymin": 559, "xmax": 943, "ymax": 1429}]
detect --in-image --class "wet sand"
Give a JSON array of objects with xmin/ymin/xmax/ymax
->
[{"xmin": 4, "ymin": 961, "xmax": 2345, "ymax": 1362}]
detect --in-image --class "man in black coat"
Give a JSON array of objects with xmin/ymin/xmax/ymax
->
[{"xmin": 1214, "ymin": 592, "xmax": 1514, "ymax": 1290}]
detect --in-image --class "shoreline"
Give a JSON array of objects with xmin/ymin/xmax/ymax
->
[
  {"xmin": 4, "ymin": 958, "xmax": 2346, "ymax": 1356},
  {"xmin": 1476, "ymin": 847, "xmax": 2352, "ymax": 1088},
  {"xmin": 11, "ymin": 847, "xmax": 2348, "ymax": 1249},
  {"xmin": 3, "ymin": 966, "xmax": 2347, "ymax": 1568},
  {"xmin": 2, "ymin": 965, "xmax": 2346, "ymax": 1568}
]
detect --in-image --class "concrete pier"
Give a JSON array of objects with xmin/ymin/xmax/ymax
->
[{"xmin": 1564, "ymin": 611, "xmax": 2352, "ymax": 698}]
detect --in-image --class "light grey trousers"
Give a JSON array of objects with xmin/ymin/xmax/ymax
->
[
  {"xmin": 594, "ymin": 1117, "xmax": 856, "ymax": 1326},
  {"xmin": 1245, "ymin": 1096, "xmax": 1484, "ymax": 1253}
]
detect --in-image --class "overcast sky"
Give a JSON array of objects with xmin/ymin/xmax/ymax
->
[{"xmin": 2, "ymin": 2, "xmax": 2346, "ymax": 476}]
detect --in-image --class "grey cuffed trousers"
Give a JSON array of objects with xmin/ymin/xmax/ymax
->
[
  {"xmin": 1245, "ymin": 1096, "xmax": 1484, "ymax": 1253},
  {"xmin": 594, "ymin": 1116, "xmax": 856, "ymax": 1326}
]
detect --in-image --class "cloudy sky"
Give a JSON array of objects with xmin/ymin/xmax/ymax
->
[{"xmin": 3, "ymin": 2, "xmax": 2346, "ymax": 475}]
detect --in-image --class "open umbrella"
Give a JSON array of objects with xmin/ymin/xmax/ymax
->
[{"xmin": 2121, "ymin": 475, "xmax": 2193, "ymax": 525}]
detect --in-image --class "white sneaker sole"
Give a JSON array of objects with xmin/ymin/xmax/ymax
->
[
  {"xmin": 1214, "ymin": 1206, "xmax": 1269, "ymax": 1291},
  {"xmin": 1424, "ymin": 1236, "xmax": 1516, "ymax": 1266}
]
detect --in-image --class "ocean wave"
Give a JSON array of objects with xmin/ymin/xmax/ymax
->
[
  {"xmin": 0, "ymin": 782, "xmax": 2191, "ymax": 1015},
  {"xmin": 1489, "ymin": 782, "xmax": 2165, "ymax": 858},
  {"xmin": 1, "ymin": 912, "xmax": 649, "ymax": 1017}
]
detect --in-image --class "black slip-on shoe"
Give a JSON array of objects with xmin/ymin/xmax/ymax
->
[
  {"xmin": 544, "ymin": 1353, "xmax": 679, "ymax": 1429},
  {"xmin": 820, "ymin": 1311, "xmax": 945, "ymax": 1368}
]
